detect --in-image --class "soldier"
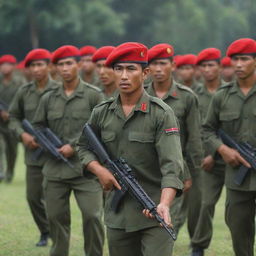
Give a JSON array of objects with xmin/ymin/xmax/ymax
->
[
  {"xmin": 79, "ymin": 45, "xmax": 100, "ymax": 86},
  {"xmin": 146, "ymin": 44, "xmax": 203, "ymax": 240},
  {"xmin": 8, "ymin": 49, "xmax": 58, "ymax": 246},
  {"xmin": 77, "ymin": 42, "xmax": 184, "ymax": 256},
  {"xmin": 32, "ymin": 45, "xmax": 105, "ymax": 256},
  {"xmin": 0, "ymin": 54, "xmax": 26, "ymax": 182},
  {"xmin": 175, "ymin": 54, "xmax": 201, "ymax": 92},
  {"xmin": 190, "ymin": 48, "xmax": 226, "ymax": 256},
  {"xmin": 203, "ymin": 38, "xmax": 256, "ymax": 256},
  {"xmin": 92, "ymin": 46, "xmax": 117, "ymax": 98},
  {"xmin": 221, "ymin": 56, "xmax": 235, "ymax": 83}
]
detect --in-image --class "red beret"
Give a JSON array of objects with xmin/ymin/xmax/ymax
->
[
  {"xmin": 197, "ymin": 48, "xmax": 221, "ymax": 65},
  {"xmin": 16, "ymin": 60, "xmax": 25, "ymax": 69},
  {"xmin": 0, "ymin": 54, "xmax": 17, "ymax": 65},
  {"xmin": 221, "ymin": 56, "xmax": 232, "ymax": 67},
  {"xmin": 173, "ymin": 55, "xmax": 182, "ymax": 64},
  {"xmin": 148, "ymin": 43, "xmax": 174, "ymax": 63},
  {"xmin": 24, "ymin": 49, "xmax": 51, "ymax": 67},
  {"xmin": 80, "ymin": 46, "xmax": 97, "ymax": 56},
  {"xmin": 105, "ymin": 42, "xmax": 148, "ymax": 67},
  {"xmin": 226, "ymin": 38, "xmax": 256, "ymax": 57},
  {"xmin": 176, "ymin": 54, "xmax": 197, "ymax": 68},
  {"xmin": 52, "ymin": 45, "xmax": 80, "ymax": 64},
  {"xmin": 92, "ymin": 46, "xmax": 115, "ymax": 63}
]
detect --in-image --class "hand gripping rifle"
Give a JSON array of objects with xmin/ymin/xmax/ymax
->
[
  {"xmin": 83, "ymin": 123, "xmax": 177, "ymax": 241},
  {"xmin": 22, "ymin": 119, "xmax": 74, "ymax": 168},
  {"xmin": 218, "ymin": 129, "xmax": 256, "ymax": 185}
]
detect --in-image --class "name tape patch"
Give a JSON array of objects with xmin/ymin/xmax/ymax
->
[{"xmin": 164, "ymin": 127, "xmax": 179, "ymax": 134}]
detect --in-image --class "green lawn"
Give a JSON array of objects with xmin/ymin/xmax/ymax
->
[{"xmin": 0, "ymin": 146, "xmax": 236, "ymax": 256}]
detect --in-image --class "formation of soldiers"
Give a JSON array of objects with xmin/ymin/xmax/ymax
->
[{"xmin": 0, "ymin": 37, "xmax": 255, "ymax": 256}]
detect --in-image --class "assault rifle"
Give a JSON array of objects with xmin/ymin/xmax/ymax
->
[
  {"xmin": 83, "ymin": 123, "xmax": 177, "ymax": 241},
  {"xmin": 218, "ymin": 129, "xmax": 256, "ymax": 185},
  {"xmin": 22, "ymin": 119, "xmax": 74, "ymax": 168}
]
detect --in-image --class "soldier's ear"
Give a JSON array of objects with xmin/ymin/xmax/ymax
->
[{"xmin": 142, "ymin": 67, "xmax": 150, "ymax": 81}]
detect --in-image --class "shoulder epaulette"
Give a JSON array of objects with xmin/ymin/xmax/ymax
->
[
  {"xmin": 150, "ymin": 96, "xmax": 170, "ymax": 111},
  {"xmin": 217, "ymin": 82, "xmax": 233, "ymax": 91},
  {"xmin": 94, "ymin": 97, "xmax": 115, "ymax": 108},
  {"xmin": 176, "ymin": 82, "xmax": 194, "ymax": 93},
  {"xmin": 83, "ymin": 81, "xmax": 102, "ymax": 92}
]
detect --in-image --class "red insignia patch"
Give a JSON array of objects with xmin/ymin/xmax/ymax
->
[
  {"xmin": 141, "ymin": 102, "xmax": 147, "ymax": 111},
  {"xmin": 172, "ymin": 91, "xmax": 177, "ymax": 97},
  {"xmin": 164, "ymin": 127, "xmax": 179, "ymax": 134}
]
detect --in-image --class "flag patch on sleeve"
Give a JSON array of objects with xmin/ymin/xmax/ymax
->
[{"xmin": 164, "ymin": 127, "xmax": 179, "ymax": 134}]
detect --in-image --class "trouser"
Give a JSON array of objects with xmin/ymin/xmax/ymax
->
[
  {"xmin": 0, "ymin": 131, "xmax": 18, "ymax": 182},
  {"xmin": 171, "ymin": 168, "xmax": 202, "ymax": 238},
  {"xmin": 225, "ymin": 188, "xmax": 256, "ymax": 256},
  {"xmin": 107, "ymin": 226, "xmax": 174, "ymax": 256},
  {"xmin": 191, "ymin": 168, "xmax": 225, "ymax": 248},
  {"xmin": 43, "ymin": 177, "xmax": 104, "ymax": 256},
  {"xmin": 26, "ymin": 165, "xmax": 49, "ymax": 234},
  {"xmin": 0, "ymin": 134, "xmax": 7, "ymax": 179}
]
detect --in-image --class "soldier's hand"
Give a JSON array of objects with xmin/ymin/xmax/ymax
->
[
  {"xmin": 97, "ymin": 166, "xmax": 121, "ymax": 191},
  {"xmin": 58, "ymin": 144, "xmax": 74, "ymax": 158},
  {"xmin": 143, "ymin": 204, "xmax": 172, "ymax": 227},
  {"xmin": 218, "ymin": 144, "xmax": 251, "ymax": 168},
  {"xmin": 0, "ymin": 110, "xmax": 9, "ymax": 122},
  {"xmin": 183, "ymin": 178, "xmax": 192, "ymax": 192},
  {"xmin": 21, "ymin": 132, "xmax": 39, "ymax": 149},
  {"xmin": 201, "ymin": 155, "xmax": 215, "ymax": 172}
]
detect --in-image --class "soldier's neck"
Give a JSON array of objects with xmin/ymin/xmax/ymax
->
[
  {"xmin": 3, "ymin": 73, "xmax": 12, "ymax": 84},
  {"xmin": 36, "ymin": 76, "xmax": 48, "ymax": 90},
  {"xmin": 237, "ymin": 72, "xmax": 255, "ymax": 96},
  {"xmin": 183, "ymin": 79, "xmax": 193, "ymax": 87},
  {"xmin": 63, "ymin": 77, "xmax": 79, "ymax": 96},
  {"xmin": 104, "ymin": 82, "xmax": 116, "ymax": 96},
  {"xmin": 83, "ymin": 71, "xmax": 93, "ymax": 83},
  {"xmin": 205, "ymin": 77, "xmax": 220, "ymax": 93},
  {"xmin": 153, "ymin": 78, "xmax": 172, "ymax": 92}
]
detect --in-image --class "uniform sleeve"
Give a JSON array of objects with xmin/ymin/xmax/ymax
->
[
  {"xmin": 76, "ymin": 108, "xmax": 100, "ymax": 168},
  {"xmin": 8, "ymin": 87, "xmax": 25, "ymax": 139},
  {"xmin": 185, "ymin": 94, "xmax": 203, "ymax": 170},
  {"xmin": 202, "ymin": 94, "xmax": 223, "ymax": 154},
  {"xmin": 155, "ymin": 108, "xmax": 184, "ymax": 195}
]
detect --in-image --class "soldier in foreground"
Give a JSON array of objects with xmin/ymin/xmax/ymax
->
[
  {"xmin": 33, "ymin": 45, "xmax": 104, "ymax": 256},
  {"xmin": 8, "ymin": 49, "xmax": 58, "ymax": 246},
  {"xmin": 77, "ymin": 42, "xmax": 184, "ymax": 256},
  {"xmin": 203, "ymin": 38, "xmax": 256, "ymax": 256}
]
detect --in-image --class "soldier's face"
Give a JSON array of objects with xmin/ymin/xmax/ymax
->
[
  {"xmin": 113, "ymin": 63, "xmax": 148, "ymax": 95},
  {"xmin": 96, "ymin": 60, "xmax": 116, "ymax": 87},
  {"xmin": 56, "ymin": 57, "xmax": 79, "ymax": 82},
  {"xmin": 231, "ymin": 55, "xmax": 256, "ymax": 80},
  {"xmin": 178, "ymin": 65, "xmax": 195, "ymax": 83},
  {"xmin": 0, "ymin": 62, "xmax": 15, "ymax": 76},
  {"xmin": 149, "ymin": 59, "xmax": 174, "ymax": 83},
  {"xmin": 221, "ymin": 66, "xmax": 234, "ymax": 81},
  {"xmin": 29, "ymin": 60, "xmax": 49, "ymax": 82},
  {"xmin": 199, "ymin": 61, "xmax": 220, "ymax": 82},
  {"xmin": 80, "ymin": 55, "xmax": 95, "ymax": 73}
]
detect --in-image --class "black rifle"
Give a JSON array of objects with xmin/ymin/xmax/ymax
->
[
  {"xmin": 218, "ymin": 129, "xmax": 256, "ymax": 185},
  {"xmin": 83, "ymin": 123, "xmax": 177, "ymax": 241},
  {"xmin": 22, "ymin": 119, "xmax": 74, "ymax": 168}
]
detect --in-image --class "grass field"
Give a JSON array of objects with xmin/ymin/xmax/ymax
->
[{"xmin": 0, "ymin": 146, "xmax": 237, "ymax": 256}]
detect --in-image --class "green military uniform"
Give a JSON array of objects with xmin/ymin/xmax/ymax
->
[
  {"xmin": 146, "ymin": 80, "xmax": 203, "ymax": 238},
  {"xmin": 80, "ymin": 69, "xmax": 101, "ymax": 88},
  {"xmin": 0, "ymin": 75, "xmax": 25, "ymax": 181},
  {"xmin": 33, "ymin": 79, "xmax": 104, "ymax": 256},
  {"xmin": 203, "ymin": 81, "xmax": 256, "ymax": 256},
  {"xmin": 191, "ymin": 82, "xmax": 226, "ymax": 250},
  {"xmin": 77, "ymin": 91, "xmax": 184, "ymax": 256},
  {"xmin": 8, "ymin": 78, "xmax": 59, "ymax": 238}
]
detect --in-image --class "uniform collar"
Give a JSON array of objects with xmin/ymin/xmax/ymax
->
[
  {"xmin": 109, "ymin": 90, "xmax": 150, "ymax": 114},
  {"xmin": 229, "ymin": 80, "xmax": 256, "ymax": 97},
  {"xmin": 56, "ymin": 78, "xmax": 85, "ymax": 98},
  {"xmin": 31, "ymin": 77, "xmax": 57, "ymax": 93}
]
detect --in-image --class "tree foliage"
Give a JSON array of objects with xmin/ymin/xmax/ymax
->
[{"xmin": 0, "ymin": 0, "xmax": 255, "ymax": 59}]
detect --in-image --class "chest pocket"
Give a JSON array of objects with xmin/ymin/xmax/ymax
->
[
  {"xmin": 101, "ymin": 131, "xmax": 115, "ymax": 143},
  {"xmin": 128, "ymin": 132, "xmax": 154, "ymax": 143},
  {"xmin": 48, "ymin": 111, "xmax": 63, "ymax": 120},
  {"xmin": 24, "ymin": 103, "xmax": 37, "ymax": 120},
  {"xmin": 219, "ymin": 111, "xmax": 240, "ymax": 136},
  {"xmin": 219, "ymin": 112, "xmax": 240, "ymax": 121}
]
